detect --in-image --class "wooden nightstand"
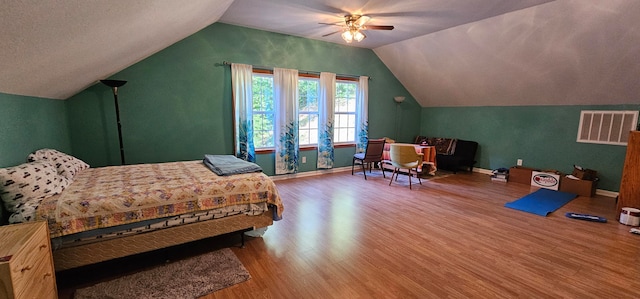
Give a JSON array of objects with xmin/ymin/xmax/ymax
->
[{"xmin": 0, "ymin": 221, "xmax": 57, "ymax": 299}]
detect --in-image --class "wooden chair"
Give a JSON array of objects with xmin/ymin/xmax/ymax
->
[
  {"xmin": 352, "ymin": 138, "xmax": 386, "ymax": 180},
  {"xmin": 388, "ymin": 143, "xmax": 424, "ymax": 189}
]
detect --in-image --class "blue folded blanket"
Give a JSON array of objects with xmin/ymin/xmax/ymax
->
[{"xmin": 203, "ymin": 155, "xmax": 263, "ymax": 176}]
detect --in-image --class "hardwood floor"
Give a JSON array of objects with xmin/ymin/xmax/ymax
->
[{"xmin": 58, "ymin": 170, "xmax": 640, "ymax": 298}]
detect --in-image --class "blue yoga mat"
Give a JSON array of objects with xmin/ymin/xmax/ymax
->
[{"xmin": 505, "ymin": 188, "xmax": 577, "ymax": 216}]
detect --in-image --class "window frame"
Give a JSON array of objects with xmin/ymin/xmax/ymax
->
[
  {"xmin": 249, "ymin": 70, "xmax": 359, "ymax": 153},
  {"xmin": 251, "ymin": 72, "xmax": 276, "ymax": 150},
  {"xmin": 298, "ymin": 76, "xmax": 320, "ymax": 147},
  {"xmin": 334, "ymin": 80, "xmax": 358, "ymax": 145}
]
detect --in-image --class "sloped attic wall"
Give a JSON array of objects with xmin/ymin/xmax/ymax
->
[
  {"xmin": 65, "ymin": 23, "xmax": 419, "ymax": 174},
  {"xmin": 376, "ymin": 0, "xmax": 640, "ymax": 107}
]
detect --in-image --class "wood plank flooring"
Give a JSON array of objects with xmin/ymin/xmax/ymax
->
[{"xmin": 58, "ymin": 170, "xmax": 640, "ymax": 298}]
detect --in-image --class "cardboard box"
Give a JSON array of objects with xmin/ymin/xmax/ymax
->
[
  {"xmin": 572, "ymin": 166, "xmax": 597, "ymax": 181},
  {"xmin": 531, "ymin": 171, "xmax": 561, "ymax": 190},
  {"xmin": 509, "ymin": 166, "xmax": 537, "ymax": 184},
  {"xmin": 560, "ymin": 176, "xmax": 597, "ymax": 197}
]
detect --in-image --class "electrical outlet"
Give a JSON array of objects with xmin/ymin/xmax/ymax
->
[
  {"xmin": 517, "ymin": 159, "xmax": 523, "ymax": 166},
  {"xmin": 302, "ymin": 156, "xmax": 307, "ymax": 163}
]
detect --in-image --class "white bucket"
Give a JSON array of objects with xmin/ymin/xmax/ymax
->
[{"xmin": 619, "ymin": 207, "xmax": 640, "ymax": 226}]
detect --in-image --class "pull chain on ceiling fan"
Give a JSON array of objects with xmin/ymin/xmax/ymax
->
[{"xmin": 320, "ymin": 14, "xmax": 394, "ymax": 43}]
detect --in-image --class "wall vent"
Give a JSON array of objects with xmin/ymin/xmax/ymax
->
[{"xmin": 577, "ymin": 110, "xmax": 638, "ymax": 146}]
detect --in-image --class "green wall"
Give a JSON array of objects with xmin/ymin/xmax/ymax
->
[
  {"xmin": 0, "ymin": 92, "xmax": 70, "ymax": 168},
  {"xmin": 66, "ymin": 23, "xmax": 421, "ymax": 173},
  {"xmin": 421, "ymin": 105, "xmax": 640, "ymax": 191}
]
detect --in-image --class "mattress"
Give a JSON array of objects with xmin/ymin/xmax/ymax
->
[{"xmin": 28, "ymin": 160, "xmax": 283, "ymax": 238}]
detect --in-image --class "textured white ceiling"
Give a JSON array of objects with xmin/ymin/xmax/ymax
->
[
  {"xmin": 0, "ymin": 0, "xmax": 233, "ymax": 100},
  {"xmin": 219, "ymin": 0, "xmax": 553, "ymax": 49},
  {"xmin": 2, "ymin": 0, "xmax": 639, "ymax": 107}
]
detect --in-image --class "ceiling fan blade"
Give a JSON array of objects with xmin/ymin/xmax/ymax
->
[
  {"xmin": 318, "ymin": 22, "xmax": 343, "ymax": 26},
  {"xmin": 364, "ymin": 25, "xmax": 394, "ymax": 30},
  {"xmin": 322, "ymin": 30, "xmax": 342, "ymax": 37},
  {"xmin": 366, "ymin": 11, "xmax": 453, "ymax": 18}
]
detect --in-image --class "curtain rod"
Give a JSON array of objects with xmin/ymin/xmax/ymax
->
[{"xmin": 221, "ymin": 61, "xmax": 371, "ymax": 80}]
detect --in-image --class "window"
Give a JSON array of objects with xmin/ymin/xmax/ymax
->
[
  {"xmin": 577, "ymin": 110, "xmax": 639, "ymax": 146},
  {"xmin": 334, "ymin": 81, "xmax": 357, "ymax": 143},
  {"xmin": 298, "ymin": 78, "xmax": 319, "ymax": 146},
  {"xmin": 252, "ymin": 74, "xmax": 275, "ymax": 148}
]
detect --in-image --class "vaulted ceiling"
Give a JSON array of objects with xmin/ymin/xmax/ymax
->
[{"xmin": 2, "ymin": 0, "xmax": 639, "ymax": 107}]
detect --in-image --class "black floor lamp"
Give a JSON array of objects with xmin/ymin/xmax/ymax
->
[
  {"xmin": 100, "ymin": 79, "xmax": 128, "ymax": 165},
  {"xmin": 394, "ymin": 96, "xmax": 405, "ymax": 141}
]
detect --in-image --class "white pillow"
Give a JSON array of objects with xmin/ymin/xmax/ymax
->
[
  {"xmin": 0, "ymin": 161, "xmax": 69, "ymax": 213},
  {"xmin": 27, "ymin": 148, "xmax": 89, "ymax": 180},
  {"xmin": 9, "ymin": 198, "xmax": 42, "ymax": 223}
]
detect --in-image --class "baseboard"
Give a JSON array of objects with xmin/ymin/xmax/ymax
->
[
  {"xmin": 473, "ymin": 167, "xmax": 618, "ymax": 198},
  {"xmin": 270, "ymin": 166, "xmax": 352, "ymax": 181},
  {"xmin": 595, "ymin": 189, "xmax": 619, "ymax": 198},
  {"xmin": 271, "ymin": 166, "xmax": 619, "ymax": 198},
  {"xmin": 473, "ymin": 167, "xmax": 494, "ymax": 175}
]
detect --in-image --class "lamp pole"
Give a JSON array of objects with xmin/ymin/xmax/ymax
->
[{"xmin": 100, "ymin": 79, "xmax": 127, "ymax": 165}]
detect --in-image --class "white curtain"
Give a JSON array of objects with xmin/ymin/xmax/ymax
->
[
  {"xmin": 274, "ymin": 68, "xmax": 299, "ymax": 174},
  {"xmin": 317, "ymin": 72, "xmax": 336, "ymax": 169},
  {"xmin": 231, "ymin": 63, "xmax": 255, "ymax": 162},
  {"xmin": 355, "ymin": 76, "xmax": 369, "ymax": 153}
]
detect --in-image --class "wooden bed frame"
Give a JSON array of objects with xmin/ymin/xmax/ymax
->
[{"xmin": 52, "ymin": 207, "xmax": 274, "ymax": 271}]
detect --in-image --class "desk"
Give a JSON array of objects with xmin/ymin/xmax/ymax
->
[{"xmin": 382, "ymin": 143, "xmax": 437, "ymax": 176}]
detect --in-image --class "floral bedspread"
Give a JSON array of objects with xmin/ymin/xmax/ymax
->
[{"xmin": 36, "ymin": 161, "xmax": 284, "ymax": 238}]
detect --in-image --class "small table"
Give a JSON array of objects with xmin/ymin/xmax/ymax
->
[
  {"xmin": 382, "ymin": 143, "xmax": 437, "ymax": 176},
  {"xmin": 414, "ymin": 145, "xmax": 437, "ymax": 176}
]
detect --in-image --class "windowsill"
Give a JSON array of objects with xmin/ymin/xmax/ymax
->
[{"xmin": 335, "ymin": 143, "xmax": 356, "ymax": 148}]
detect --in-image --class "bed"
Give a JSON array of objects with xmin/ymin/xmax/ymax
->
[{"xmin": 0, "ymin": 150, "xmax": 283, "ymax": 271}]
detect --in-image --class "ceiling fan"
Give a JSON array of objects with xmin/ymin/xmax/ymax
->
[{"xmin": 320, "ymin": 14, "xmax": 394, "ymax": 43}]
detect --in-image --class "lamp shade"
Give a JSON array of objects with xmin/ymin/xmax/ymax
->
[
  {"xmin": 394, "ymin": 96, "xmax": 405, "ymax": 103},
  {"xmin": 341, "ymin": 30, "xmax": 354, "ymax": 43},
  {"xmin": 100, "ymin": 79, "xmax": 127, "ymax": 88},
  {"xmin": 354, "ymin": 30, "xmax": 366, "ymax": 42}
]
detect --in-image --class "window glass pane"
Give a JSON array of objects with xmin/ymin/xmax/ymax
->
[
  {"xmin": 298, "ymin": 78, "xmax": 319, "ymax": 146},
  {"xmin": 339, "ymin": 114, "xmax": 349, "ymax": 126},
  {"xmin": 299, "ymin": 114, "xmax": 310, "ymax": 129},
  {"xmin": 334, "ymin": 128, "xmax": 342, "ymax": 143},
  {"xmin": 299, "ymin": 79, "xmax": 318, "ymax": 112},
  {"xmin": 347, "ymin": 98, "xmax": 356, "ymax": 111},
  {"xmin": 338, "ymin": 128, "xmax": 348, "ymax": 143},
  {"xmin": 347, "ymin": 114, "xmax": 355, "ymax": 127},
  {"xmin": 334, "ymin": 81, "xmax": 357, "ymax": 143},
  {"xmin": 251, "ymin": 75, "xmax": 276, "ymax": 148},
  {"xmin": 299, "ymin": 130, "xmax": 309, "ymax": 145},
  {"xmin": 335, "ymin": 97, "xmax": 347, "ymax": 112},
  {"xmin": 252, "ymin": 76, "xmax": 273, "ymax": 112}
]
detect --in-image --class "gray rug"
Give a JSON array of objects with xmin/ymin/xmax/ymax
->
[
  {"xmin": 420, "ymin": 170, "xmax": 456, "ymax": 180},
  {"xmin": 74, "ymin": 248, "xmax": 250, "ymax": 299}
]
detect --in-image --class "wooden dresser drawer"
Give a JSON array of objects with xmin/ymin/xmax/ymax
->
[{"xmin": 0, "ymin": 222, "xmax": 57, "ymax": 299}]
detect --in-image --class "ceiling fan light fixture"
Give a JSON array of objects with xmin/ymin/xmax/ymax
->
[
  {"xmin": 354, "ymin": 30, "xmax": 366, "ymax": 42},
  {"xmin": 341, "ymin": 30, "xmax": 354, "ymax": 43},
  {"xmin": 342, "ymin": 28, "xmax": 366, "ymax": 43},
  {"xmin": 322, "ymin": 14, "xmax": 391, "ymax": 44}
]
